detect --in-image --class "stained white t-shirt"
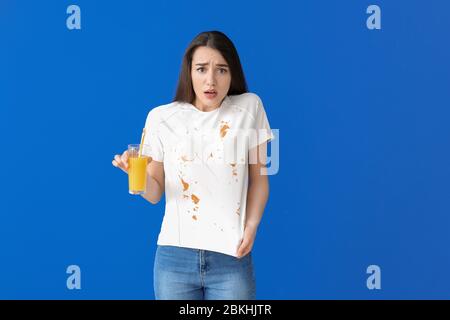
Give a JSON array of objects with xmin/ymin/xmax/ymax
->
[{"xmin": 141, "ymin": 92, "xmax": 274, "ymax": 257}]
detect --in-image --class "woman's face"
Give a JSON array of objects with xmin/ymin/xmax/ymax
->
[{"xmin": 191, "ymin": 46, "xmax": 231, "ymax": 111}]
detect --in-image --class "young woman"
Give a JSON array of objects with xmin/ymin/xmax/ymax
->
[{"xmin": 112, "ymin": 31, "xmax": 274, "ymax": 300}]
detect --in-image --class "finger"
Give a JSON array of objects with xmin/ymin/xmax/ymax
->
[
  {"xmin": 121, "ymin": 154, "xmax": 129, "ymax": 169},
  {"xmin": 237, "ymin": 248, "xmax": 248, "ymax": 259},
  {"xmin": 112, "ymin": 159, "xmax": 118, "ymax": 167},
  {"xmin": 236, "ymin": 242, "xmax": 248, "ymax": 258},
  {"xmin": 115, "ymin": 155, "xmax": 128, "ymax": 172},
  {"xmin": 114, "ymin": 155, "xmax": 123, "ymax": 167},
  {"xmin": 236, "ymin": 241, "xmax": 244, "ymax": 258}
]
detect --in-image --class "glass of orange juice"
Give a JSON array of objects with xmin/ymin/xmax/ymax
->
[{"xmin": 127, "ymin": 144, "xmax": 149, "ymax": 195}]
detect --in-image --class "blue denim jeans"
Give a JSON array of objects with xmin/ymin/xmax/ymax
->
[{"xmin": 154, "ymin": 245, "xmax": 256, "ymax": 300}]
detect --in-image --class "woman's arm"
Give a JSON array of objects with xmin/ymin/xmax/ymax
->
[
  {"xmin": 236, "ymin": 141, "xmax": 270, "ymax": 258},
  {"xmin": 140, "ymin": 159, "xmax": 165, "ymax": 204}
]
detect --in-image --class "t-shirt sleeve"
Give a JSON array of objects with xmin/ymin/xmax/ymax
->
[
  {"xmin": 248, "ymin": 95, "xmax": 275, "ymax": 149},
  {"xmin": 140, "ymin": 108, "xmax": 164, "ymax": 162}
]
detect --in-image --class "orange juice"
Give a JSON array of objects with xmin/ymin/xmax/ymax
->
[{"xmin": 128, "ymin": 156, "xmax": 148, "ymax": 194}]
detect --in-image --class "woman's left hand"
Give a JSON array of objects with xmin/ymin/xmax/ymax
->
[{"xmin": 236, "ymin": 224, "xmax": 258, "ymax": 258}]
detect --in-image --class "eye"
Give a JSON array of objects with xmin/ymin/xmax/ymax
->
[
  {"xmin": 219, "ymin": 68, "xmax": 228, "ymax": 74},
  {"xmin": 196, "ymin": 67, "xmax": 206, "ymax": 73}
]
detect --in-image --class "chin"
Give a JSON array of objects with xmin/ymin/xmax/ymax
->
[{"xmin": 203, "ymin": 96, "xmax": 222, "ymax": 106}]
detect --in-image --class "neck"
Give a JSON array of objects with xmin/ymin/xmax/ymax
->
[{"xmin": 193, "ymin": 98, "xmax": 222, "ymax": 112}]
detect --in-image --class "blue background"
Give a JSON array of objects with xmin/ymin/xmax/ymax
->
[{"xmin": 1, "ymin": 0, "xmax": 449, "ymax": 299}]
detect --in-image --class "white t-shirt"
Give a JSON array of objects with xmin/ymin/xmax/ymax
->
[{"xmin": 141, "ymin": 92, "xmax": 274, "ymax": 257}]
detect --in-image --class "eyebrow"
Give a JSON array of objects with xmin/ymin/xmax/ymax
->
[{"xmin": 194, "ymin": 62, "xmax": 229, "ymax": 67}]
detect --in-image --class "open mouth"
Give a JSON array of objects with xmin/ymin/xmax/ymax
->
[{"xmin": 204, "ymin": 90, "xmax": 217, "ymax": 99}]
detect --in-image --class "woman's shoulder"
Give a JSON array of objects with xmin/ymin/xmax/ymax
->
[
  {"xmin": 229, "ymin": 92, "xmax": 262, "ymax": 105},
  {"xmin": 146, "ymin": 100, "xmax": 184, "ymax": 118},
  {"xmin": 228, "ymin": 92, "xmax": 264, "ymax": 117},
  {"xmin": 144, "ymin": 101, "xmax": 185, "ymax": 128}
]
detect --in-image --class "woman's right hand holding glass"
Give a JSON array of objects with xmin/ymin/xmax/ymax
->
[{"xmin": 112, "ymin": 150, "xmax": 129, "ymax": 174}]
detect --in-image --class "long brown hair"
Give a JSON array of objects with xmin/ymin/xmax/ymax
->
[{"xmin": 174, "ymin": 31, "xmax": 248, "ymax": 104}]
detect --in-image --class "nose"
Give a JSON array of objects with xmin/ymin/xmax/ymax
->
[{"xmin": 206, "ymin": 68, "xmax": 216, "ymax": 86}]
